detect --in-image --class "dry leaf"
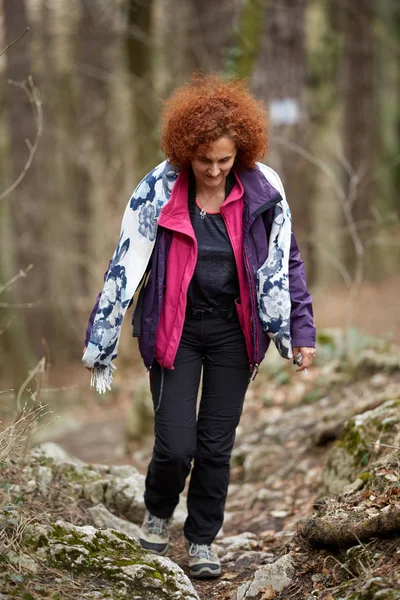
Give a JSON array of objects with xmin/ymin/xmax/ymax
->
[
  {"xmin": 221, "ymin": 572, "xmax": 238, "ymax": 580},
  {"xmin": 260, "ymin": 585, "xmax": 276, "ymax": 599},
  {"xmin": 260, "ymin": 529, "xmax": 276, "ymax": 538}
]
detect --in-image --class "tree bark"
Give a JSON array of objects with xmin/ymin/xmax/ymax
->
[
  {"xmin": 300, "ymin": 507, "xmax": 400, "ymax": 546},
  {"xmin": 340, "ymin": 0, "xmax": 376, "ymax": 275},
  {"xmin": 1, "ymin": 0, "xmax": 35, "ymax": 385},
  {"xmin": 126, "ymin": 0, "xmax": 159, "ymax": 180},
  {"xmin": 251, "ymin": 0, "xmax": 315, "ymax": 273},
  {"xmin": 187, "ymin": 0, "xmax": 240, "ymax": 73}
]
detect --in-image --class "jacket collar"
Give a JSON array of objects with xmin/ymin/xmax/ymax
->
[{"xmin": 237, "ymin": 165, "xmax": 283, "ymax": 228}]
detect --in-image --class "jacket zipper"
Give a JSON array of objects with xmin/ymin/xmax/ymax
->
[
  {"xmin": 243, "ymin": 202, "xmax": 271, "ymax": 376},
  {"xmin": 243, "ymin": 241, "xmax": 259, "ymax": 374},
  {"xmin": 146, "ymin": 230, "xmax": 170, "ymax": 371}
]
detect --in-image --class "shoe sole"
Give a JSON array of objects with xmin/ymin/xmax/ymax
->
[
  {"xmin": 189, "ymin": 565, "xmax": 222, "ymax": 579},
  {"xmin": 139, "ymin": 539, "xmax": 169, "ymax": 556}
]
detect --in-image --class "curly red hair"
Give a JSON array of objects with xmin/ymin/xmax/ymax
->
[{"xmin": 160, "ymin": 74, "xmax": 268, "ymax": 169}]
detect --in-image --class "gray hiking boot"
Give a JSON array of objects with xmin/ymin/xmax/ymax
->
[
  {"xmin": 187, "ymin": 541, "xmax": 221, "ymax": 579},
  {"xmin": 139, "ymin": 510, "xmax": 170, "ymax": 555}
]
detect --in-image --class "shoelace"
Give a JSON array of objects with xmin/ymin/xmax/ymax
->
[
  {"xmin": 146, "ymin": 514, "xmax": 168, "ymax": 536},
  {"xmin": 189, "ymin": 543, "xmax": 213, "ymax": 560}
]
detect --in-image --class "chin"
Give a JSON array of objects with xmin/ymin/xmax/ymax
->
[{"xmin": 206, "ymin": 175, "xmax": 222, "ymax": 185}]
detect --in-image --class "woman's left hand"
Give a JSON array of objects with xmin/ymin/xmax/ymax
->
[{"xmin": 292, "ymin": 346, "xmax": 315, "ymax": 372}]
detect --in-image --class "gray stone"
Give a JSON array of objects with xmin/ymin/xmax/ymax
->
[
  {"xmin": 30, "ymin": 442, "xmax": 84, "ymax": 465},
  {"xmin": 33, "ymin": 520, "xmax": 200, "ymax": 599},
  {"xmin": 104, "ymin": 473, "xmax": 146, "ymax": 521},
  {"xmin": 37, "ymin": 465, "xmax": 53, "ymax": 493},
  {"xmin": 234, "ymin": 554, "xmax": 294, "ymax": 599},
  {"xmin": 84, "ymin": 479, "xmax": 108, "ymax": 504},
  {"xmin": 218, "ymin": 532, "xmax": 258, "ymax": 552},
  {"xmin": 7, "ymin": 551, "xmax": 38, "ymax": 573},
  {"xmin": 89, "ymin": 504, "xmax": 142, "ymax": 540}
]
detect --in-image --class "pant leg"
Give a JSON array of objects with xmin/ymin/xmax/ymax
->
[
  {"xmin": 144, "ymin": 319, "xmax": 203, "ymax": 519},
  {"xmin": 184, "ymin": 316, "xmax": 250, "ymax": 544}
]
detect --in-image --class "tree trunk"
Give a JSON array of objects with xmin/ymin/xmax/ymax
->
[
  {"xmin": 0, "ymin": 0, "xmax": 35, "ymax": 385},
  {"xmin": 340, "ymin": 0, "xmax": 376, "ymax": 276},
  {"xmin": 229, "ymin": 0, "xmax": 265, "ymax": 78},
  {"xmin": 252, "ymin": 0, "xmax": 314, "ymax": 272},
  {"xmin": 187, "ymin": 0, "xmax": 240, "ymax": 73},
  {"xmin": 126, "ymin": 0, "xmax": 159, "ymax": 180}
]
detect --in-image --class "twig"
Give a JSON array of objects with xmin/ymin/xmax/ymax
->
[
  {"xmin": 15, "ymin": 357, "xmax": 46, "ymax": 412},
  {"xmin": 0, "ymin": 27, "xmax": 29, "ymax": 57},
  {"xmin": 0, "ymin": 301, "xmax": 39, "ymax": 308},
  {"xmin": 0, "ymin": 76, "xmax": 43, "ymax": 202},
  {"xmin": 0, "ymin": 264, "xmax": 33, "ymax": 295},
  {"xmin": 371, "ymin": 441, "xmax": 400, "ymax": 451}
]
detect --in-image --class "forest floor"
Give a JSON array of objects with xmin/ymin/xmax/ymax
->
[
  {"xmin": 17, "ymin": 327, "xmax": 399, "ymax": 599},
  {"xmin": 1, "ymin": 277, "xmax": 400, "ymax": 598}
]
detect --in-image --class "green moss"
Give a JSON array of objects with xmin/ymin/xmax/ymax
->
[
  {"xmin": 357, "ymin": 471, "xmax": 371, "ymax": 482},
  {"xmin": 42, "ymin": 523, "xmax": 183, "ymax": 597}
]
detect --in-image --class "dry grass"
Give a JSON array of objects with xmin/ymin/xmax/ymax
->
[{"xmin": 0, "ymin": 357, "xmax": 49, "ymax": 463}]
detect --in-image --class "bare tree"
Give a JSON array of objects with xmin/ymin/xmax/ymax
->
[
  {"xmin": 252, "ymin": 0, "xmax": 315, "ymax": 271},
  {"xmin": 340, "ymin": 0, "xmax": 376, "ymax": 275},
  {"xmin": 1, "ymin": 0, "xmax": 36, "ymax": 384}
]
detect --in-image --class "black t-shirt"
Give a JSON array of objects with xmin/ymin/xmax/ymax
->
[{"xmin": 187, "ymin": 170, "xmax": 240, "ymax": 307}]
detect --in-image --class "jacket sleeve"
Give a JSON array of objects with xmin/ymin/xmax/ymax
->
[{"xmin": 289, "ymin": 231, "xmax": 316, "ymax": 348}]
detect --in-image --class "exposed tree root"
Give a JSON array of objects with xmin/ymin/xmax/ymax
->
[{"xmin": 299, "ymin": 507, "xmax": 400, "ymax": 546}]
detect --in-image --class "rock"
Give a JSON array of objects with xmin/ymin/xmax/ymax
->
[
  {"xmin": 234, "ymin": 554, "xmax": 294, "ymax": 599},
  {"xmin": 37, "ymin": 465, "xmax": 53, "ymax": 493},
  {"xmin": 125, "ymin": 381, "xmax": 155, "ymax": 441},
  {"xmin": 218, "ymin": 532, "xmax": 259, "ymax": 552},
  {"xmin": 221, "ymin": 550, "xmax": 275, "ymax": 569},
  {"xmin": 342, "ymin": 477, "xmax": 366, "ymax": 496},
  {"xmin": 88, "ymin": 504, "xmax": 142, "ymax": 540},
  {"xmin": 104, "ymin": 472, "xmax": 147, "ymax": 521},
  {"xmin": 29, "ymin": 520, "xmax": 200, "ymax": 599},
  {"xmin": 7, "ymin": 551, "xmax": 38, "ymax": 573},
  {"xmin": 322, "ymin": 399, "xmax": 400, "ymax": 494},
  {"xmin": 30, "ymin": 442, "xmax": 84, "ymax": 465},
  {"xmin": 355, "ymin": 349, "xmax": 400, "ymax": 374},
  {"xmin": 84, "ymin": 479, "xmax": 108, "ymax": 504}
]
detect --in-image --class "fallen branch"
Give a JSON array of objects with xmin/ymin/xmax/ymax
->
[{"xmin": 299, "ymin": 507, "xmax": 400, "ymax": 547}]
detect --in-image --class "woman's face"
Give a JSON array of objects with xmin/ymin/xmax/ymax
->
[{"xmin": 191, "ymin": 136, "xmax": 237, "ymax": 190}]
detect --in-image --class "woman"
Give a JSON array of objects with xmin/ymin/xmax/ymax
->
[{"xmin": 83, "ymin": 75, "xmax": 316, "ymax": 579}]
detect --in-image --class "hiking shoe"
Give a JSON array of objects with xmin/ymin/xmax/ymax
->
[
  {"xmin": 187, "ymin": 542, "xmax": 221, "ymax": 579},
  {"xmin": 139, "ymin": 510, "xmax": 170, "ymax": 555}
]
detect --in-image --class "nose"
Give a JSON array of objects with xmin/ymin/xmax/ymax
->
[{"xmin": 208, "ymin": 163, "xmax": 220, "ymax": 176}]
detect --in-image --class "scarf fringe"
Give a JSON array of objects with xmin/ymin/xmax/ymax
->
[{"xmin": 90, "ymin": 363, "xmax": 117, "ymax": 394}]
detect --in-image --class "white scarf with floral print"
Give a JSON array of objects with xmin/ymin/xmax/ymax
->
[{"xmin": 82, "ymin": 161, "xmax": 292, "ymax": 392}]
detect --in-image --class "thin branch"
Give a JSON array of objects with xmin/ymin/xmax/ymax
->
[
  {"xmin": 270, "ymin": 135, "xmax": 347, "ymax": 203},
  {"xmin": 0, "ymin": 301, "xmax": 39, "ymax": 309},
  {"xmin": 371, "ymin": 441, "xmax": 400, "ymax": 451},
  {"xmin": 0, "ymin": 264, "xmax": 33, "ymax": 295},
  {"xmin": 0, "ymin": 317, "xmax": 15, "ymax": 337},
  {"xmin": 0, "ymin": 27, "xmax": 29, "ymax": 57},
  {"xmin": 0, "ymin": 76, "xmax": 43, "ymax": 202},
  {"xmin": 15, "ymin": 357, "xmax": 46, "ymax": 412}
]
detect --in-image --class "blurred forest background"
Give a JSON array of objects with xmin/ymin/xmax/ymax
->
[{"xmin": 0, "ymin": 0, "xmax": 399, "ymax": 390}]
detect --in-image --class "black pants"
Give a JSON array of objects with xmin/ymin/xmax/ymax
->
[{"xmin": 144, "ymin": 313, "xmax": 250, "ymax": 544}]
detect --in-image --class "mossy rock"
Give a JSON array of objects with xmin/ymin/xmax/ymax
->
[
  {"xmin": 24, "ymin": 520, "xmax": 200, "ymax": 599},
  {"xmin": 334, "ymin": 577, "xmax": 400, "ymax": 599},
  {"xmin": 322, "ymin": 399, "xmax": 400, "ymax": 494}
]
